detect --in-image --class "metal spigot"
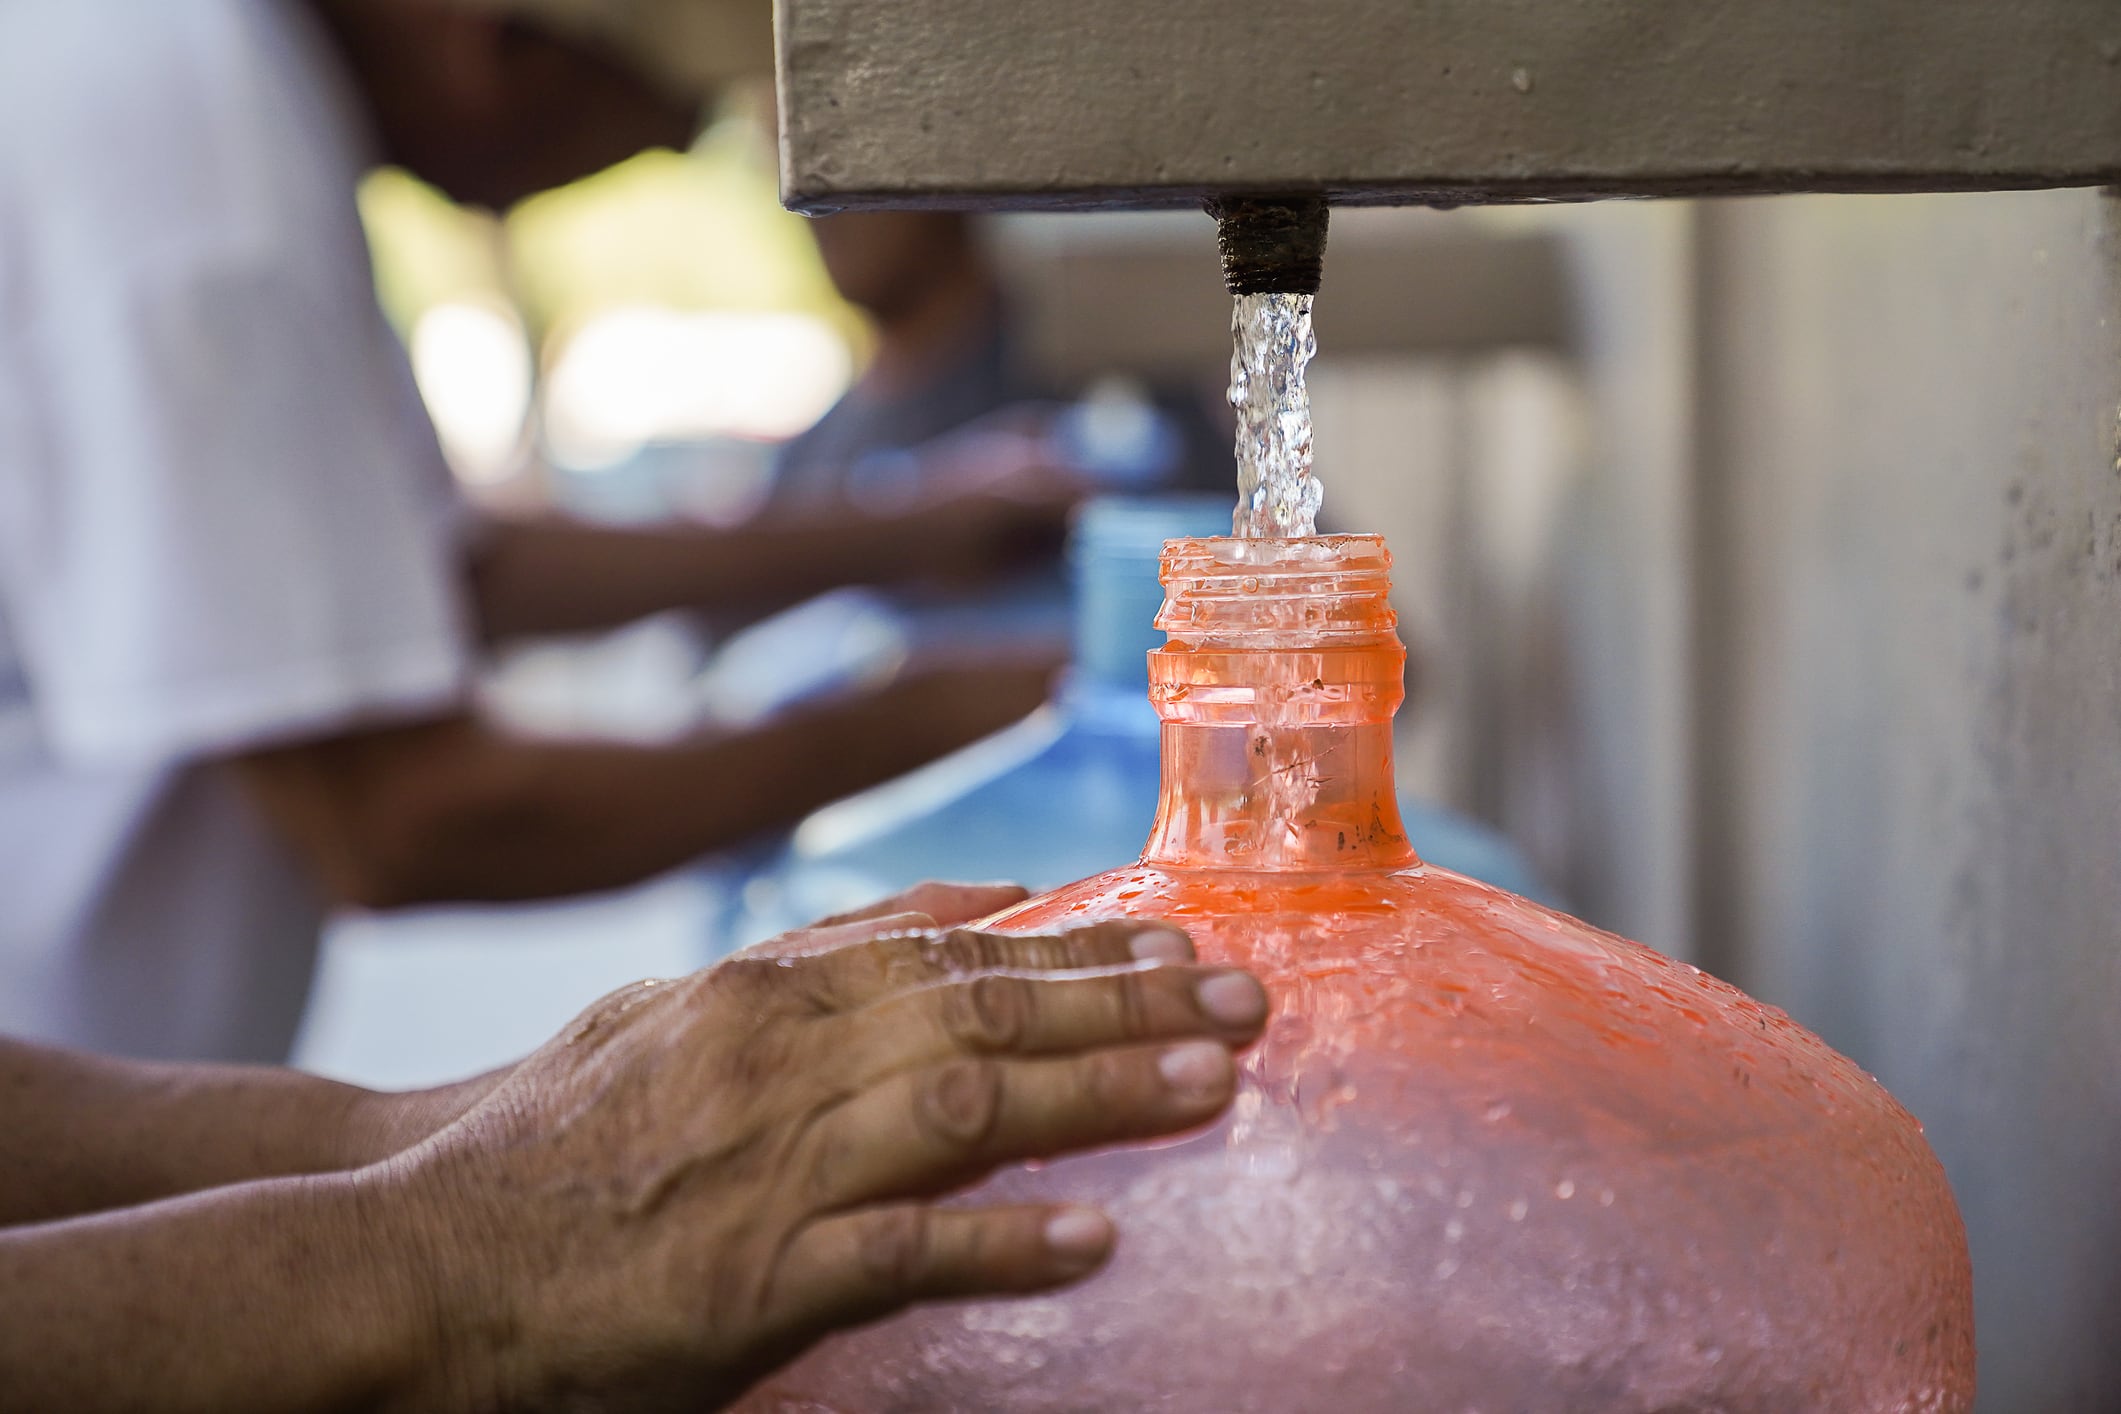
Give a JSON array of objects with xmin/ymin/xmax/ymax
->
[{"xmin": 1205, "ymin": 195, "xmax": 1330, "ymax": 296}]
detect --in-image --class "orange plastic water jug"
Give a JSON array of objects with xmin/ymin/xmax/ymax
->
[{"xmin": 747, "ymin": 534, "xmax": 1975, "ymax": 1413}]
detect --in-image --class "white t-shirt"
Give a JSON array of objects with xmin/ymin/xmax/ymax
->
[{"xmin": 0, "ymin": 1, "xmax": 474, "ymax": 1061}]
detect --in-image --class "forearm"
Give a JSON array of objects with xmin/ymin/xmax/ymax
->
[
  {"xmin": 469, "ymin": 513, "xmax": 932, "ymax": 641},
  {"xmin": 236, "ymin": 656, "xmax": 1056, "ymax": 910},
  {"xmin": 0, "ymin": 1039, "xmax": 504, "ymax": 1226},
  {"xmin": 355, "ymin": 671, "xmax": 1050, "ymax": 906},
  {"xmin": 0, "ymin": 1170, "xmax": 469, "ymax": 1414}
]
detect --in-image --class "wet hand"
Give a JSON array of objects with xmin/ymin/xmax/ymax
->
[{"xmin": 380, "ymin": 883, "xmax": 1268, "ymax": 1412}]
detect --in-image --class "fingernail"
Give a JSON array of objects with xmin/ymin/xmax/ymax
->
[
  {"xmin": 1196, "ymin": 971, "xmax": 1268, "ymax": 1028},
  {"xmin": 1158, "ymin": 1040, "xmax": 1232, "ymax": 1097},
  {"xmin": 1043, "ymin": 1206, "xmax": 1114, "ymax": 1262},
  {"xmin": 1130, "ymin": 928, "xmax": 1193, "ymax": 964}
]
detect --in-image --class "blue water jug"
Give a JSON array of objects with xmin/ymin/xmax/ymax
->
[{"xmin": 725, "ymin": 497, "xmax": 1548, "ymax": 949}]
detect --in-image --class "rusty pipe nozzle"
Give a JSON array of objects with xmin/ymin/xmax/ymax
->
[{"xmin": 1205, "ymin": 194, "xmax": 1330, "ymax": 296}]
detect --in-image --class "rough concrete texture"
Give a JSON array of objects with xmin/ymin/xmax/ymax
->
[
  {"xmin": 774, "ymin": 0, "xmax": 2121, "ymax": 211},
  {"xmin": 1688, "ymin": 188, "xmax": 2121, "ymax": 1411}
]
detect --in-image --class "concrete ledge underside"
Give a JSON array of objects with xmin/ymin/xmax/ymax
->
[
  {"xmin": 1012, "ymin": 225, "xmax": 1576, "ymax": 380},
  {"xmin": 775, "ymin": 0, "xmax": 2121, "ymax": 212}
]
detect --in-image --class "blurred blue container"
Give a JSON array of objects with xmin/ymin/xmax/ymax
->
[{"xmin": 725, "ymin": 497, "xmax": 1549, "ymax": 950}]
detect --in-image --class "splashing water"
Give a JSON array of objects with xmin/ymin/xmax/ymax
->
[{"xmin": 1230, "ymin": 292, "xmax": 1321, "ymax": 537}]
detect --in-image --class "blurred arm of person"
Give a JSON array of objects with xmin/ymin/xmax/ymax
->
[
  {"xmin": 231, "ymin": 657, "xmax": 1057, "ymax": 908},
  {"xmin": 465, "ymin": 458, "xmax": 1081, "ymax": 641},
  {"xmin": 472, "ymin": 200, "xmax": 1092, "ymax": 641},
  {"xmin": 0, "ymin": 892, "xmax": 1271, "ymax": 1413},
  {"xmin": 231, "ymin": 449, "xmax": 1072, "ymax": 909},
  {"xmin": 350, "ymin": 8, "xmax": 1084, "ymax": 649}
]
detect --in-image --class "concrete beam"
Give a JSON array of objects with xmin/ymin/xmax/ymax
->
[{"xmin": 774, "ymin": 0, "xmax": 2121, "ymax": 212}]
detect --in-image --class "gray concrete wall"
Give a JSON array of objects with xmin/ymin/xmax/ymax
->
[
  {"xmin": 1687, "ymin": 188, "xmax": 2121, "ymax": 1411},
  {"xmin": 1547, "ymin": 203, "xmax": 1702, "ymax": 956}
]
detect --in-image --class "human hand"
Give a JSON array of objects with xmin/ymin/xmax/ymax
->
[
  {"xmin": 347, "ymin": 885, "xmax": 1036, "ymax": 1177},
  {"xmin": 376, "ymin": 884, "xmax": 1269, "ymax": 1412}
]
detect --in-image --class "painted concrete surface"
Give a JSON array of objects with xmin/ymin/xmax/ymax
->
[
  {"xmin": 1689, "ymin": 188, "xmax": 2121, "ymax": 1411},
  {"xmin": 775, "ymin": 0, "xmax": 2121, "ymax": 211}
]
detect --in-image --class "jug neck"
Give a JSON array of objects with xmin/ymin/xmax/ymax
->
[{"xmin": 1141, "ymin": 536, "xmax": 1417, "ymax": 872}]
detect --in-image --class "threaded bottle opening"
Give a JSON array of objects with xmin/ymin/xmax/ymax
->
[
  {"xmin": 1143, "ymin": 532, "xmax": 1413, "ymax": 869},
  {"xmin": 1155, "ymin": 535, "xmax": 1397, "ymax": 649}
]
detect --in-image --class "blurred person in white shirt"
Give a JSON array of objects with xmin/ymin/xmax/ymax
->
[{"xmin": 0, "ymin": 0, "xmax": 1074, "ymax": 1064}]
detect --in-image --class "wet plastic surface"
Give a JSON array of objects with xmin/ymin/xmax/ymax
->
[{"xmin": 741, "ymin": 536, "xmax": 1974, "ymax": 1413}]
